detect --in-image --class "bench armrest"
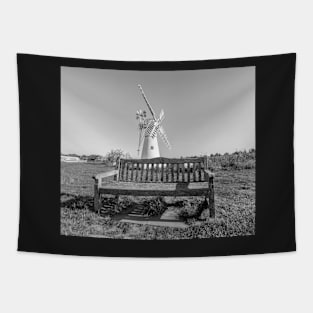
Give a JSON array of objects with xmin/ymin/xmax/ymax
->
[
  {"xmin": 92, "ymin": 170, "xmax": 119, "ymax": 185},
  {"xmin": 204, "ymin": 169, "xmax": 215, "ymax": 179}
]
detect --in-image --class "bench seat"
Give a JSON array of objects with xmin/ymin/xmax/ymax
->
[{"xmin": 99, "ymin": 181, "xmax": 210, "ymax": 197}]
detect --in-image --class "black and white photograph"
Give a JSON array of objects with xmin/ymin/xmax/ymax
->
[{"xmin": 60, "ymin": 66, "xmax": 256, "ymax": 239}]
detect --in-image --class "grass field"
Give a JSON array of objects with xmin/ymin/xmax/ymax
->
[{"xmin": 60, "ymin": 155, "xmax": 255, "ymax": 239}]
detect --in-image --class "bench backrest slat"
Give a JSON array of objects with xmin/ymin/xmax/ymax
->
[
  {"xmin": 181, "ymin": 164, "xmax": 183, "ymax": 182},
  {"xmin": 150, "ymin": 164, "xmax": 154, "ymax": 182},
  {"xmin": 117, "ymin": 157, "xmax": 207, "ymax": 183},
  {"xmin": 187, "ymin": 163, "xmax": 190, "ymax": 183},
  {"xmin": 175, "ymin": 164, "xmax": 179, "ymax": 182},
  {"xmin": 197, "ymin": 162, "xmax": 201, "ymax": 181},
  {"xmin": 119, "ymin": 160, "xmax": 124, "ymax": 181},
  {"xmin": 130, "ymin": 162, "xmax": 134, "ymax": 181},
  {"xmin": 125, "ymin": 162, "xmax": 129, "ymax": 181},
  {"xmin": 197, "ymin": 162, "xmax": 201, "ymax": 182},
  {"xmin": 200, "ymin": 161, "xmax": 204, "ymax": 181},
  {"xmin": 135, "ymin": 162, "xmax": 138, "ymax": 181}
]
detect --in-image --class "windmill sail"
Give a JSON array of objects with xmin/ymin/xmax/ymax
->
[
  {"xmin": 159, "ymin": 109, "xmax": 164, "ymax": 121},
  {"xmin": 158, "ymin": 126, "xmax": 171, "ymax": 149},
  {"xmin": 145, "ymin": 119, "xmax": 157, "ymax": 136},
  {"xmin": 138, "ymin": 84, "xmax": 156, "ymax": 120}
]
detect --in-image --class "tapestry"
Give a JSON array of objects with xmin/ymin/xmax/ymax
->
[{"xmin": 17, "ymin": 53, "xmax": 296, "ymax": 257}]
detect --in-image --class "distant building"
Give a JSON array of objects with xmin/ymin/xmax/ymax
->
[
  {"xmin": 87, "ymin": 155, "xmax": 106, "ymax": 163},
  {"xmin": 96, "ymin": 156, "xmax": 106, "ymax": 162},
  {"xmin": 61, "ymin": 155, "xmax": 81, "ymax": 162},
  {"xmin": 87, "ymin": 155, "xmax": 97, "ymax": 162}
]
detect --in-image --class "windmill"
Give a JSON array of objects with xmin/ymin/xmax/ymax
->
[{"xmin": 136, "ymin": 84, "xmax": 171, "ymax": 159}]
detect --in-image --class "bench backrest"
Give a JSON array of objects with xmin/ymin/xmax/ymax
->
[{"xmin": 116, "ymin": 157, "xmax": 208, "ymax": 183}]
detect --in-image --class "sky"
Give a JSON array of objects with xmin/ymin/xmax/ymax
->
[{"xmin": 61, "ymin": 65, "xmax": 255, "ymax": 158}]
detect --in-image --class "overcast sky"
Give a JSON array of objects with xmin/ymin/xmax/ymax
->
[{"xmin": 61, "ymin": 65, "xmax": 255, "ymax": 157}]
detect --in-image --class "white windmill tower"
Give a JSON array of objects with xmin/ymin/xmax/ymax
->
[{"xmin": 136, "ymin": 84, "xmax": 171, "ymax": 159}]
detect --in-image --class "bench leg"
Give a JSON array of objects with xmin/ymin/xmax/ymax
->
[
  {"xmin": 208, "ymin": 176, "xmax": 215, "ymax": 218},
  {"xmin": 115, "ymin": 195, "xmax": 119, "ymax": 211},
  {"xmin": 94, "ymin": 180, "xmax": 100, "ymax": 214}
]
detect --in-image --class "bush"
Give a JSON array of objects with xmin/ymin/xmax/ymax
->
[
  {"xmin": 208, "ymin": 150, "xmax": 255, "ymax": 170},
  {"xmin": 142, "ymin": 197, "xmax": 167, "ymax": 217},
  {"xmin": 243, "ymin": 159, "xmax": 255, "ymax": 169}
]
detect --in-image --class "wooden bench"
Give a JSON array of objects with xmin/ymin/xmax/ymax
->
[{"xmin": 93, "ymin": 156, "xmax": 215, "ymax": 218}]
